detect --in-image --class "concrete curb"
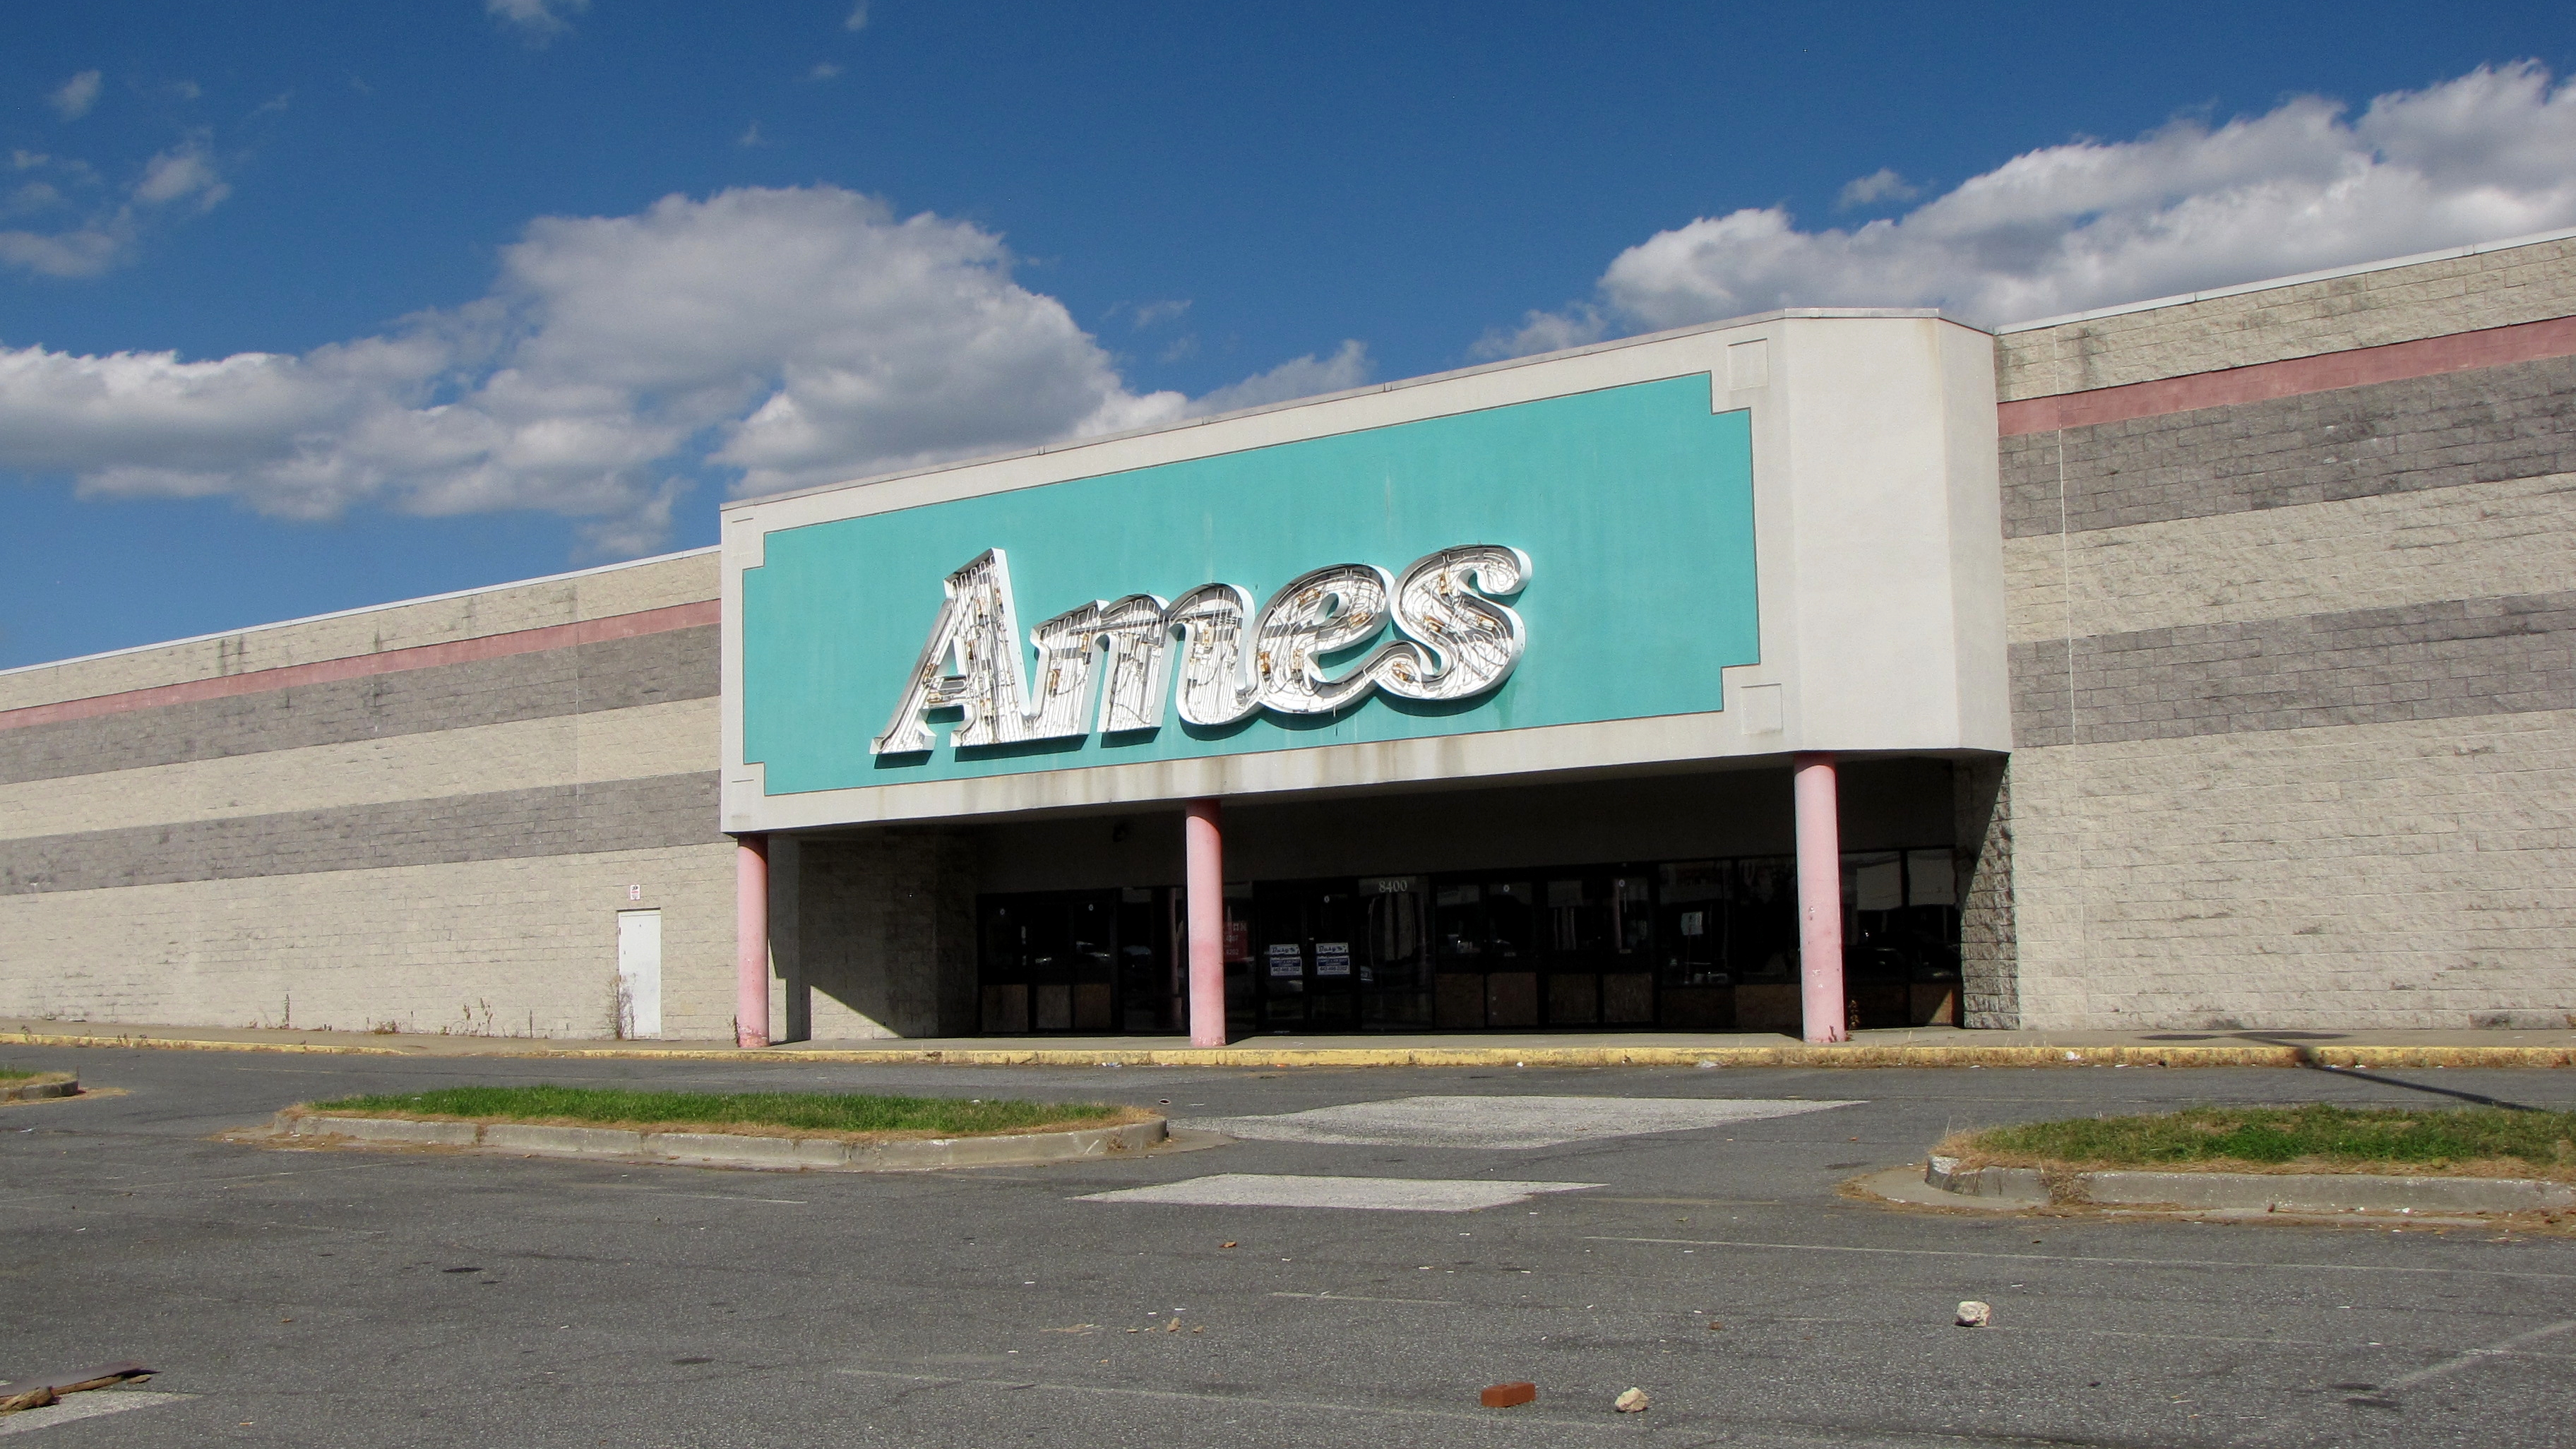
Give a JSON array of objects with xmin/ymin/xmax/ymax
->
[
  {"xmin": 0, "ymin": 1071, "xmax": 78, "ymax": 1102},
  {"xmin": 274, "ymin": 1112, "xmax": 1169, "ymax": 1171},
  {"xmin": 19, "ymin": 1029, "xmax": 2576, "ymax": 1070},
  {"xmin": 1922, "ymin": 1155, "xmax": 2576, "ymax": 1215},
  {"xmin": 1923, "ymin": 1155, "xmax": 2047, "ymax": 1202}
]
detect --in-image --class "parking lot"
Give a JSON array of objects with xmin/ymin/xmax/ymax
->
[{"xmin": 4, "ymin": 1046, "xmax": 2572, "ymax": 1448}]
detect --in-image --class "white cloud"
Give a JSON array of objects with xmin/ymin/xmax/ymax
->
[
  {"xmin": 1835, "ymin": 167, "xmax": 1917, "ymax": 210},
  {"xmin": 808, "ymin": 62, "xmax": 843, "ymax": 81},
  {"xmin": 5, "ymin": 181, "xmax": 64, "ymax": 217},
  {"xmin": 0, "ymin": 135, "xmax": 229, "ymax": 277},
  {"xmin": 133, "ymin": 136, "xmax": 228, "ymax": 210},
  {"xmin": 487, "ymin": 0, "xmax": 588, "ymax": 40},
  {"xmin": 1186, "ymin": 340, "xmax": 1371, "ymax": 416},
  {"xmin": 845, "ymin": 1, "xmax": 870, "ymax": 32},
  {"xmin": 1484, "ymin": 61, "xmax": 2576, "ymax": 352},
  {"xmin": 49, "ymin": 71, "xmax": 102, "ymax": 121},
  {"xmin": 0, "ymin": 223, "xmax": 129, "ymax": 278},
  {"xmin": 1127, "ymin": 299, "xmax": 1191, "ymax": 329},
  {"xmin": 0, "ymin": 185, "xmax": 1356, "ymax": 556}
]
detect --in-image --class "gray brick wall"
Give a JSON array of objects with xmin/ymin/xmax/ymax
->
[
  {"xmin": 0, "ymin": 841, "xmax": 739, "ymax": 1038},
  {"xmin": 2002, "ymin": 354, "xmax": 2576, "ymax": 539},
  {"xmin": 1, "ymin": 772, "xmax": 721, "ymax": 895},
  {"xmin": 0, "ymin": 550, "xmax": 738, "ymax": 1038},
  {"xmin": 0, "ymin": 551, "xmax": 716, "ymax": 713},
  {"xmin": 2010, "ymin": 592, "xmax": 2575, "ymax": 750},
  {"xmin": 1997, "ymin": 239, "xmax": 2576, "ymax": 1030},
  {"xmin": 0, "ymin": 626, "xmax": 715, "ymax": 786}
]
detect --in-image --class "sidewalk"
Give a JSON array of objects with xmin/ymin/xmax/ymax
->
[{"xmin": 6, "ymin": 1018, "xmax": 2572, "ymax": 1068}]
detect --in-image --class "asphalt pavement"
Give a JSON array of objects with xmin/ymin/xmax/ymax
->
[{"xmin": 4, "ymin": 1044, "xmax": 2572, "ymax": 1448}]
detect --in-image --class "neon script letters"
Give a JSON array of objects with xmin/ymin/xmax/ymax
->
[{"xmin": 871, "ymin": 545, "xmax": 1532, "ymax": 754}]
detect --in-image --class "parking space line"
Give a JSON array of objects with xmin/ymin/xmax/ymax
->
[
  {"xmin": 1269, "ymin": 1291, "xmax": 1460, "ymax": 1306},
  {"xmin": 0, "ymin": 1392, "xmax": 190, "ymax": 1437},
  {"xmin": 2350, "ymin": 1318, "xmax": 2576, "ymax": 1404},
  {"xmin": 1582, "ymin": 1236, "xmax": 2576, "ymax": 1282}
]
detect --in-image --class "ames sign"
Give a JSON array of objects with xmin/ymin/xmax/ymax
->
[{"xmin": 873, "ymin": 544, "xmax": 1532, "ymax": 753}]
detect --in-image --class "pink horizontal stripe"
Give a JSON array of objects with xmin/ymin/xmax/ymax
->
[
  {"xmin": 0, "ymin": 599, "xmax": 720, "ymax": 732},
  {"xmin": 1998, "ymin": 314, "xmax": 2576, "ymax": 437}
]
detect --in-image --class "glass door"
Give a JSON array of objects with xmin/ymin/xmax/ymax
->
[
  {"xmin": 1358, "ymin": 876, "xmax": 1433, "ymax": 1029},
  {"xmin": 1250, "ymin": 879, "xmax": 1363, "ymax": 1032},
  {"xmin": 977, "ymin": 890, "xmax": 1121, "ymax": 1034},
  {"xmin": 1115, "ymin": 886, "xmax": 1178, "ymax": 1032}
]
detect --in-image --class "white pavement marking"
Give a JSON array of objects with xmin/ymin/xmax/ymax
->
[
  {"xmin": 0, "ymin": 1392, "xmax": 190, "ymax": 1436},
  {"xmin": 1078, "ymin": 1173, "xmax": 1602, "ymax": 1212},
  {"xmin": 1585, "ymin": 1236, "xmax": 2576, "ymax": 1282},
  {"xmin": 1270, "ymin": 1291, "xmax": 1460, "ymax": 1306},
  {"xmin": 1179, "ymin": 1094, "xmax": 1858, "ymax": 1148},
  {"xmin": 2354, "ymin": 1318, "xmax": 2576, "ymax": 1402}
]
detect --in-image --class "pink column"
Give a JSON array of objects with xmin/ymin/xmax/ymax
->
[
  {"xmin": 1792, "ymin": 753, "xmax": 1848, "ymax": 1045},
  {"xmin": 1183, "ymin": 799, "xmax": 1227, "ymax": 1047},
  {"xmin": 734, "ymin": 834, "xmax": 771, "ymax": 1049}
]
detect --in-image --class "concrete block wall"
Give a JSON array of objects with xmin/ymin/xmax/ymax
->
[
  {"xmin": 1994, "ymin": 234, "xmax": 2576, "ymax": 400},
  {"xmin": 1996, "ymin": 237, "xmax": 2576, "ymax": 1029},
  {"xmin": 791, "ymin": 832, "xmax": 977, "ymax": 1039},
  {"xmin": 0, "ymin": 550, "xmax": 741, "ymax": 1039}
]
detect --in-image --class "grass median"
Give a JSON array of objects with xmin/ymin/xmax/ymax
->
[
  {"xmin": 0, "ymin": 1066, "xmax": 36, "ymax": 1082},
  {"xmin": 1941, "ymin": 1103, "xmax": 2576, "ymax": 1180},
  {"xmin": 292, "ymin": 1085, "xmax": 1151, "ymax": 1142}
]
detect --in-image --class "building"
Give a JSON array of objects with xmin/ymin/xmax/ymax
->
[{"xmin": 5, "ymin": 230, "xmax": 2572, "ymax": 1042}]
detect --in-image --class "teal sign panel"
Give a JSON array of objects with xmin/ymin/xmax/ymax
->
[{"xmin": 742, "ymin": 374, "xmax": 1758, "ymax": 794}]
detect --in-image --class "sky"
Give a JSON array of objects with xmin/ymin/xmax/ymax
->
[{"xmin": 4, "ymin": 1, "xmax": 2575, "ymax": 670}]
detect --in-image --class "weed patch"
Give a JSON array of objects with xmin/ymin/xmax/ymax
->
[
  {"xmin": 1943, "ymin": 1104, "xmax": 2576, "ymax": 1179},
  {"xmin": 296, "ymin": 1085, "xmax": 1141, "ymax": 1142}
]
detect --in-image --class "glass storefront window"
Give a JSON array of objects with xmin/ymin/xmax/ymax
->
[
  {"xmin": 977, "ymin": 889, "xmax": 1199, "ymax": 1035},
  {"xmin": 976, "ymin": 846, "xmax": 1963, "ymax": 1034}
]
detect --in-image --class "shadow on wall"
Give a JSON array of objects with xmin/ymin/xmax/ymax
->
[{"xmin": 782, "ymin": 831, "xmax": 978, "ymax": 1039}]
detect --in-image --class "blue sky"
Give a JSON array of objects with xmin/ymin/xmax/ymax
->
[{"xmin": 4, "ymin": 1, "xmax": 2574, "ymax": 669}]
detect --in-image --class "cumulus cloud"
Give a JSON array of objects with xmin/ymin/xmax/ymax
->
[
  {"xmin": 1483, "ymin": 61, "xmax": 2576, "ymax": 352},
  {"xmin": 487, "ymin": 0, "xmax": 588, "ymax": 40},
  {"xmin": 0, "ymin": 186, "xmax": 1367, "ymax": 556},
  {"xmin": 48, "ymin": 71, "xmax": 102, "ymax": 121}
]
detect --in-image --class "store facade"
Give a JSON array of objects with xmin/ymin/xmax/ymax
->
[
  {"xmin": 720, "ymin": 311, "xmax": 2010, "ymax": 1044},
  {"xmin": 11, "ymin": 231, "xmax": 2571, "ymax": 1042}
]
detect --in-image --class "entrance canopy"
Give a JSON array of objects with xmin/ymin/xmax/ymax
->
[{"xmin": 719, "ymin": 309, "xmax": 2008, "ymax": 835}]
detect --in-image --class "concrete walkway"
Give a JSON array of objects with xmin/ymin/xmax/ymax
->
[{"xmin": 6, "ymin": 1017, "xmax": 2572, "ymax": 1068}]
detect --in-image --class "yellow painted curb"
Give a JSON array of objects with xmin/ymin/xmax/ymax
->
[{"xmin": 9, "ymin": 1028, "xmax": 2572, "ymax": 1069}]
